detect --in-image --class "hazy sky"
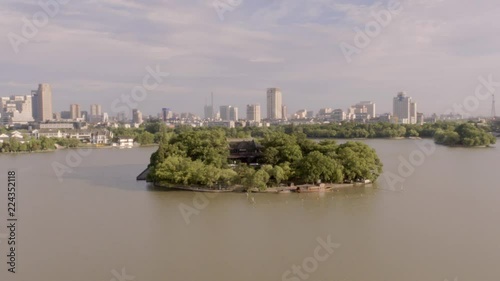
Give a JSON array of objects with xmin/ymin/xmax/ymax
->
[{"xmin": 1, "ymin": 0, "xmax": 499, "ymax": 117}]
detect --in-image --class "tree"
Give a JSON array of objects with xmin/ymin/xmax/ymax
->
[
  {"xmin": 137, "ymin": 131, "xmax": 155, "ymax": 145},
  {"xmin": 68, "ymin": 138, "xmax": 81, "ymax": 148},
  {"xmin": 172, "ymin": 130, "xmax": 229, "ymax": 168},
  {"xmin": 9, "ymin": 138, "xmax": 20, "ymax": 152},
  {"xmin": 40, "ymin": 136, "xmax": 55, "ymax": 150},
  {"xmin": 19, "ymin": 142, "xmax": 28, "ymax": 152},
  {"xmin": 252, "ymin": 169, "xmax": 270, "ymax": 191},
  {"xmin": 272, "ymin": 166, "xmax": 286, "ymax": 185},
  {"xmin": 336, "ymin": 142, "xmax": 383, "ymax": 182},
  {"xmin": 260, "ymin": 132, "xmax": 303, "ymax": 165},
  {"xmin": 295, "ymin": 151, "xmax": 343, "ymax": 184}
]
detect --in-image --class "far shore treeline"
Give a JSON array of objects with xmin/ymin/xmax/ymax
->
[
  {"xmin": 0, "ymin": 119, "xmax": 497, "ymax": 153},
  {"xmin": 111, "ymin": 119, "xmax": 497, "ymax": 147},
  {"xmin": 147, "ymin": 129, "xmax": 383, "ymax": 190}
]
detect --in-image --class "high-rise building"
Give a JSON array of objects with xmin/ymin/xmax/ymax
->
[
  {"xmin": 417, "ymin": 112, "xmax": 424, "ymax": 125},
  {"xmin": 204, "ymin": 105, "xmax": 214, "ymax": 120},
  {"xmin": 32, "ymin": 83, "xmax": 53, "ymax": 122},
  {"xmin": 89, "ymin": 104, "xmax": 103, "ymax": 123},
  {"xmin": 393, "ymin": 92, "xmax": 417, "ymax": 124},
  {"xmin": 162, "ymin": 108, "xmax": 173, "ymax": 121},
  {"xmin": 229, "ymin": 107, "xmax": 238, "ymax": 121},
  {"xmin": 282, "ymin": 105, "xmax": 288, "ymax": 121},
  {"xmin": 246, "ymin": 104, "xmax": 261, "ymax": 122},
  {"xmin": 0, "ymin": 95, "xmax": 34, "ymax": 125},
  {"xmin": 90, "ymin": 104, "xmax": 102, "ymax": 116},
  {"xmin": 356, "ymin": 101, "xmax": 376, "ymax": 118},
  {"xmin": 219, "ymin": 105, "xmax": 231, "ymax": 121},
  {"xmin": 266, "ymin": 88, "xmax": 282, "ymax": 120},
  {"xmin": 70, "ymin": 104, "xmax": 81, "ymax": 120},
  {"xmin": 410, "ymin": 102, "xmax": 417, "ymax": 124},
  {"xmin": 132, "ymin": 109, "xmax": 143, "ymax": 124},
  {"xmin": 332, "ymin": 109, "xmax": 346, "ymax": 122}
]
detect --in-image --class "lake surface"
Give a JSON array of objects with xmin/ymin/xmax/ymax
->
[{"xmin": 0, "ymin": 139, "xmax": 499, "ymax": 281}]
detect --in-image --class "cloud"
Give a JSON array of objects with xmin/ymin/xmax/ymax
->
[{"xmin": 0, "ymin": 0, "xmax": 499, "ymax": 117}]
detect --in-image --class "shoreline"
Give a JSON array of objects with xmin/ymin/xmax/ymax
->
[
  {"xmin": 153, "ymin": 181, "xmax": 373, "ymax": 193},
  {"xmin": 0, "ymin": 144, "xmax": 159, "ymax": 154}
]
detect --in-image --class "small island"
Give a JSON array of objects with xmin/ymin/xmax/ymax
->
[{"xmin": 145, "ymin": 129, "xmax": 383, "ymax": 192}]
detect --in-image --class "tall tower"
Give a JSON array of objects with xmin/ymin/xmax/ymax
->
[
  {"xmin": 267, "ymin": 88, "xmax": 282, "ymax": 120},
  {"xmin": 90, "ymin": 104, "xmax": 102, "ymax": 116},
  {"xmin": 229, "ymin": 107, "xmax": 238, "ymax": 121},
  {"xmin": 70, "ymin": 104, "xmax": 81, "ymax": 119},
  {"xmin": 32, "ymin": 83, "xmax": 53, "ymax": 122},
  {"xmin": 393, "ymin": 92, "xmax": 417, "ymax": 124}
]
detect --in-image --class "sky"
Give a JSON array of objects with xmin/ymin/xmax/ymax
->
[{"xmin": 1, "ymin": 0, "xmax": 499, "ymax": 118}]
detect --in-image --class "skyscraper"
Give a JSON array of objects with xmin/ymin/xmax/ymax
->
[
  {"xmin": 246, "ymin": 104, "xmax": 261, "ymax": 122},
  {"xmin": 229, "ymin": 107, "xmax": 238, "ymax": 121},
  {"xmin": 90, "ymin": 104, "xmax": 102, "ymax": 116},
  {"xmin": 162, "ymin": 108, "xmax": 173, "ymax": 121},
  {"xmin": 219, "ymin": 105, "xmax": 232, "ymax": 121},
  {"xmin": 410, "ymin": 102, "xmax": 417, "ymax": 124},
  {"xmin": 32, "ymin": 83, "xmax": 53, "ymax": 122},
  {"xmin": 393, "ymin": 92, "xmax": 417, "ymax": 124},
  {"xmin": 70, "ymin": 104, "xmax": 81, "ymax": 120},
  {"xmin": 266, "ymin": 88, "xmax": 282, "ymax": 120}
]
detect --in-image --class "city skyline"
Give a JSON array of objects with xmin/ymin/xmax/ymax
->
[
  {"xmin": 1, "ymin": 83, "xmax": 498, "ymax": 123},
  {"xmin": 1, "ymin": 1, "xmax": 498, "ymax": 117}
]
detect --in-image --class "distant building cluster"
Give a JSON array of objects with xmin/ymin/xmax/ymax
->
[{"xmin": 4, "ymin": 82, "xmax": 497, "ymax": 137}]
